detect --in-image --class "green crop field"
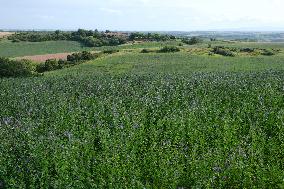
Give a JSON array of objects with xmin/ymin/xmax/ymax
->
[
  {"xmin": 0, "ymin": 40, "xmax": 93, "ymax": 57},
  {"xmin": 0, "ymin": 40, "xmax": 181, "ymax": 58},
  {"xmin": 0, "ymin": 41, "xmax": 284, "ymax": 188}
]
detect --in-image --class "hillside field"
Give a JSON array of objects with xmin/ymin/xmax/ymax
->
[
  {"xmin": 0, "ymin": 40, "xmax": 92, "ymax": 57},
  {"xmin": 0, "ymin": 41, "xmax": 284, "ymax": 188}
]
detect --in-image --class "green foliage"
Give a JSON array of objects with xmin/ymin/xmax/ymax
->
[
  {"xmin": 261, "ymin": 49, "xmax": 275, "ymax": 56},
  {"xmin": 212, "ymin": 46, "xmax": 235, "ymax": 57},
  {"xmin": 7, "ymin": 29, "xmax": 127, "ymax": 48},
  {"xmin": 67, "ymin": 51, "xmax": 97, "ymax": 62},
  {"xmin": 211, "ymin": 46, "xmax": 278, "ymax": 57},
  {"xmin": 159, "ymin": 46, "xmax": 180, "ymax": 53},
  {"xmin": 129, "ymin": 32, "xmax": 176, "ymax": 41},
  {"xmin": 240, "ymin": 47, "xmax": 255, "ymax": 53},
  {"xmin": 45, "ymin": 59, "xmax": 60, "ymax": 70},
  {"xmin": 141, "ymin": 49, "xmax": 152, "ymax": 53},
  {"xmin": 82, "ymin": 36, "xmax": 126, "ymax": 47},
  {"xmin": 8, "ymin": 31, "xmax": 71, "ymax": 42},
  {"xmin": 182, "ymin": 37, "xmax": 203, "ymax": 45},
  {"xmin": 0, "ymin": 57, "xmax": 35, "ymax": 77},
  {"xmin": 36, "ymin": 59, "xmax": 60, "ymax": 73},
  {"xmin": 12, "ymin": 39, "xmax": 20, "ymax": 43},
  {"xmin": 36, "ymin": 51, "xmax": 98, "ymax": 73},
  {"xmin": 103, "ymin": 49, "xmax": 119, "ymax": 54}
]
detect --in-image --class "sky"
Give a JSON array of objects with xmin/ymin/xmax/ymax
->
[{"xmin": 1, "ymin": 0, "xmax": 284, "ymax": 31}]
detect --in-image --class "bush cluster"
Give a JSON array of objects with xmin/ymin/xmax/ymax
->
[
  {"xmin": 103, "ymin": 49, "xmax": 119, "ymax": 54},
  {"xmin": 159, "ymin": 46, "xmax": 180, "ymax": 53},
  {"xmin": 81, "ymin": 36, "xmax": 126, "ymax": 47},
  {"xmin": 36, "ymin": 51, "xmax": 98, "ymax": 73},
  {"xmin": 67, "ymin": 51, "xmax": 98, "ymax": 62},
  {"xmin": 36, "ymin": 59, "xmax": 62, "ymax": 73},
  {"xmin": 212, "ymin": 46, "xmax": 235, "ymax": 57},
  {"xmin": 182, "ymin": 37, "xmax": 203, "ymax": 45},
  {"xmin": 261, "ymin": 49, "xmax": 275, "ymax": 56},
  {"xmin": 240, "ymin": 48, "xmax": 255, "ymax": 53},
  {"xmin": 141, "ymin": 49, "xmax": 152, "ymax": 53},
  {"xmin": 0, "ymin": 58, "xmax": 35, "ymax": 78},
  {"xmin": 129, "ymin": 32, "xmax": 176, "ymax": 41},
  {"xmin": 0, "ymin": 51, "xmax": 103, "ymax": 77}
]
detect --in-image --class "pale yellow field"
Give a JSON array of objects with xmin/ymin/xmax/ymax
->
[{"xmin": 0, "ymin": 32, "xmax": 14, "ymax": 38}]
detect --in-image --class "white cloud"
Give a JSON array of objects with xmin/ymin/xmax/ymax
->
[{"xmin": 100, "ymin": 8, "xmax": 122, "ymax": 14}]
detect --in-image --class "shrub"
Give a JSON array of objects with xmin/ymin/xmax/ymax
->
[
  {"xmin": 0, "ymin": 58, "xmax": 35, "ymax": 77},
  {"xmin": 67, "ymin": 51, "xmax": 96, "ymax": 62},
  {"xmin": 103, "ymin": 49, "xmax": 119, "ymax": 54},
  {"xmin": 129, "ymin": 32, "xmax": 175, "ymax": 41},
  {"xmin": 212, "ymin": 46, "xmax": 235, "ymax": 57},
  {"xmin": 261, "ymin": 49, "xmax": 275, "ymax": 56},
  {"xmin": 36, "ymin": 51, "xmax": 98, "ymax": 73},
  {"xmin": 141, "ymin": 49, "xmax": 151, "ymax": 53},
  {"xmin": 35, "ymin": 63, "xmax": 47, "ymax": 73},
  {"xmin": 182, "ymin": 37, "xmax": 203, "ymax": 45},
  {"xmin": 45, "ymin": 59, "xmax": 59, "ymax": 71},
  {"xmin": 240, "ymin": 48, "xmax": 255, "ymax": 53},
  {"xmin": 159, "ymin": 46, "xmax": 180, "ymax": 53},
  {"xmin": 36, "ymin": 59, "xmax": 59, "ymax": 73},
  {"xmin": 12, "ymin": 39, "xmax": 21, "ymax": 43},
  {"xmin": 58, "ymin": 59, "xmax": 68, "ymax": 68}
]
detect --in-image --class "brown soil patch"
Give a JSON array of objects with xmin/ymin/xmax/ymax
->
[
  {"xmin": 0, "ymin": 32, "xmax": 14, "ymax": 38},
  {"xmin": 15, "ymin": 52, "xmax": 71, "ymax": 62}
]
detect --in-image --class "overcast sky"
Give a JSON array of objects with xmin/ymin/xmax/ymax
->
[{"xmin": 1, "ymin": 0, "xmax": 284, "ymax": 31}]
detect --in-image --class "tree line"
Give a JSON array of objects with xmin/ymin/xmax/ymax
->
[
  {"xmin": 129, "ymin": 32, "xmax": 176, "ymax": 41},
  {"xmin": 7, "ymin": 29, "xmax": 179, "ymax": 47},
  {"xmin": 8, "ymin": 29, "xmax": 127, "ymax": 47}
]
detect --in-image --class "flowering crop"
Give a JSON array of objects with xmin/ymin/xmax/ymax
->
[{"xmin": 0, "ymin": 53, "xmax": 284, "ymax": 188}]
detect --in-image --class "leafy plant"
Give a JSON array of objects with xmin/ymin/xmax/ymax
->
[
  {"xmin": 103, "ymin": 49, "xmax": 119, "ymax": 54},
  {"xmin": 141, "ymin": 49, "xmax": 152, "ymax": 53},
  {"xmin": 182, "ymin": 37, "xmax": 203, "ymax": 45},
  {"xmin": 159, "ymin": 46, "xmax": 180, "ymax": 53},
  {"xmin": 0, "ymin": 57, "xmax": 35, "ymax": 77},
  {"xmin": 212, "ymin": 46, "xmax": 235, "ymax": 57},
  {"xmin": 261, "ymin": 49, "xmax": 275, "ymax": 56}
]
